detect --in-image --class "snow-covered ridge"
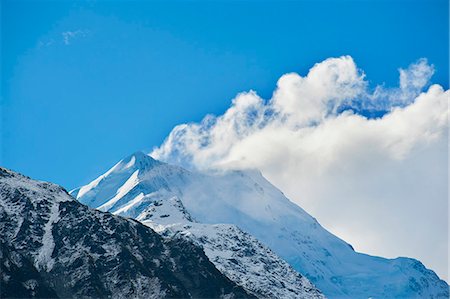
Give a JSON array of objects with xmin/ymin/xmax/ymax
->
[
  {"xmin": 137, "ymin": 197, "xmax": 324, "ymax": 299},
  {"xmin": 73, "ymin": 152, "xmax": 450, "ymax": 298},
  {"xmin": 0, "ymin": 167, "xmax": 255, "ymax": 299},
  {"xmin": 0, "ymin": 168, "xmax": 71, "ymax": 273}
]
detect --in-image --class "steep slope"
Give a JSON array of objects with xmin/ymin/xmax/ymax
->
[
  {"xmin": 136, "ymin": 197, "xmax": 324, "ymax": 299},
  {"xmin": 73, "ymin": 152, "xmax": 450, "ymax": 298},
  {"xmin": 0, "ymin": 167, "xmax": 254, "ymax": 299},
  {"xmin": 72, "ymin": 152, "xmax": 325, "ymax": 298}
]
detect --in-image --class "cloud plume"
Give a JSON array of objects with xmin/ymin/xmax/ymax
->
[{"xmin": 152, "ymin": 56, "xmax": 449, "ymax": 280}]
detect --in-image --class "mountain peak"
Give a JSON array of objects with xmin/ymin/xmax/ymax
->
[
  {"xmin": 0, "ymin": 167, "xmax": 255, "ymax": 299},
  {"xmin": 74, "ymin": 156, "xmax": 450, "ymax": 298},
  {"xmin": 71, "ymin": 151, "xmax": 166, "ymax": 207},
  {"xmin": 120, "ymin": 151, "xmax": 161, "ymax": 171}
]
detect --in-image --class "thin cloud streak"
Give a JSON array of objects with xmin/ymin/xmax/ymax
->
[{"xmin": 61, "ymin": 29, "xmax": 89, "ymax": 45}]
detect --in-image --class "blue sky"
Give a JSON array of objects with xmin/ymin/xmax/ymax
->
[{"xmin": 2, "ymin": 0, "xmax": 448, "ymax": 190}]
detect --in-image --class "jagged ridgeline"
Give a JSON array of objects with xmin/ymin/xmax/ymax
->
[{"xmin": 0, "ymin": 167, "xmax": 255, "ymax": 299}]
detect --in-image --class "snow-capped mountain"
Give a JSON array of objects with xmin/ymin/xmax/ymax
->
[
  {"xmin": 72, "ymin": 152, "xmax": 449, "ymax": 298},
  {"xmin": 136, "ymin": 196, "xmax": 324, "ymax": 299},
  {"xmin": 0, "ymin": 167, "xmax": 254, "ymax": 299},
  {"xmin": 71, "ymin": 152, "xmax": 325, "ymax": 298}
]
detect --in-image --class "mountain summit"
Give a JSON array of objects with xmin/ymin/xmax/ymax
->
[
  {"xmin": 72, "ymin": 154, "xmax": 324, "ymax": 298},
  {"xmin": 73, "ymin": 152, "xmax": 449, "ymax": 298}
]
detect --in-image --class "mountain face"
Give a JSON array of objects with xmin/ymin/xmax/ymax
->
[
  {"xmin": 71, "ymin": 153, "xmax": 324, "ymax": 298},
  {"xmin": 72, "ymin": 152, "xmax": 450, "ymax": 299},
  {"xmin": 0, "ymin": 167, "xmax": 254, "ymax": 299},
  {"xmin": 136, "ymin": 197, "xmax": 324, "ymax": 299}
]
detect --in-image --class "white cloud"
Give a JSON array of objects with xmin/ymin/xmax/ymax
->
[
  {"xmin": 366, "ymin": 58, "xmax": 435, "ymax": 110},
  {"xmin": 399, "ymin": 58, "xmax": 434, "ymax": 91},
  {"xmin": 151, "ymin": 56, "xmax": 449, "ymax": 281},
  {"xmin": 61, "ymin": 30, "xmax": 88, "ymax": 45},
  {"xmin": 272, "ymin": 56, "xmax": 366, "ymax": 126}
]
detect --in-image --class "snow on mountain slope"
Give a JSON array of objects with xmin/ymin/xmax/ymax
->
[
  {"xmin": 135, "ymin": 196, "xmax": 324, "ymax": 299},
  {"xmin": 0, "ymin": 167, "xmax": 254, "ymax": 299},
  {"xmin": 72, "ymin": 152, "xmax": 450, "ymax": 298}
]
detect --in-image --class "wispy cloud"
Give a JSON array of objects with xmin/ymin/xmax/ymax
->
[
  {"xmin": 61, "ymin": 29, "xmax": 89, "ymax": 45},
  {"xmin": 151, "ymin": 56, "xmax": 449, "ymax": 280}
]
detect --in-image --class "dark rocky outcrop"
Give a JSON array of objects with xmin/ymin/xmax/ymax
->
[{"xmin": 0, "ymin": 167, "xmax": 254, "ymax": 299}]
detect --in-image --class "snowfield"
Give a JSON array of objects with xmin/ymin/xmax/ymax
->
[{"xmin": 138, "ymin": 197, "xmax": 324, "ymax": 299}]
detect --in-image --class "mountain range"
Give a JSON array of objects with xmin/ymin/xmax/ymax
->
[
  {"xmin": 1, "ymin": 151, "xmax": 448, "ymax": 298},
  {"xmin": 0, "ymin": 167, "xmax": 256, "ymax": 298},
  {"xmin": 71, "ymin": 152, "xmax": 449, "ymax": 298}
]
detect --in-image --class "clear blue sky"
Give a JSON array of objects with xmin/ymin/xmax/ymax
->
[{"xmin": 1, "ymin": 0, "xmax": 448, "ymax": 190}]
